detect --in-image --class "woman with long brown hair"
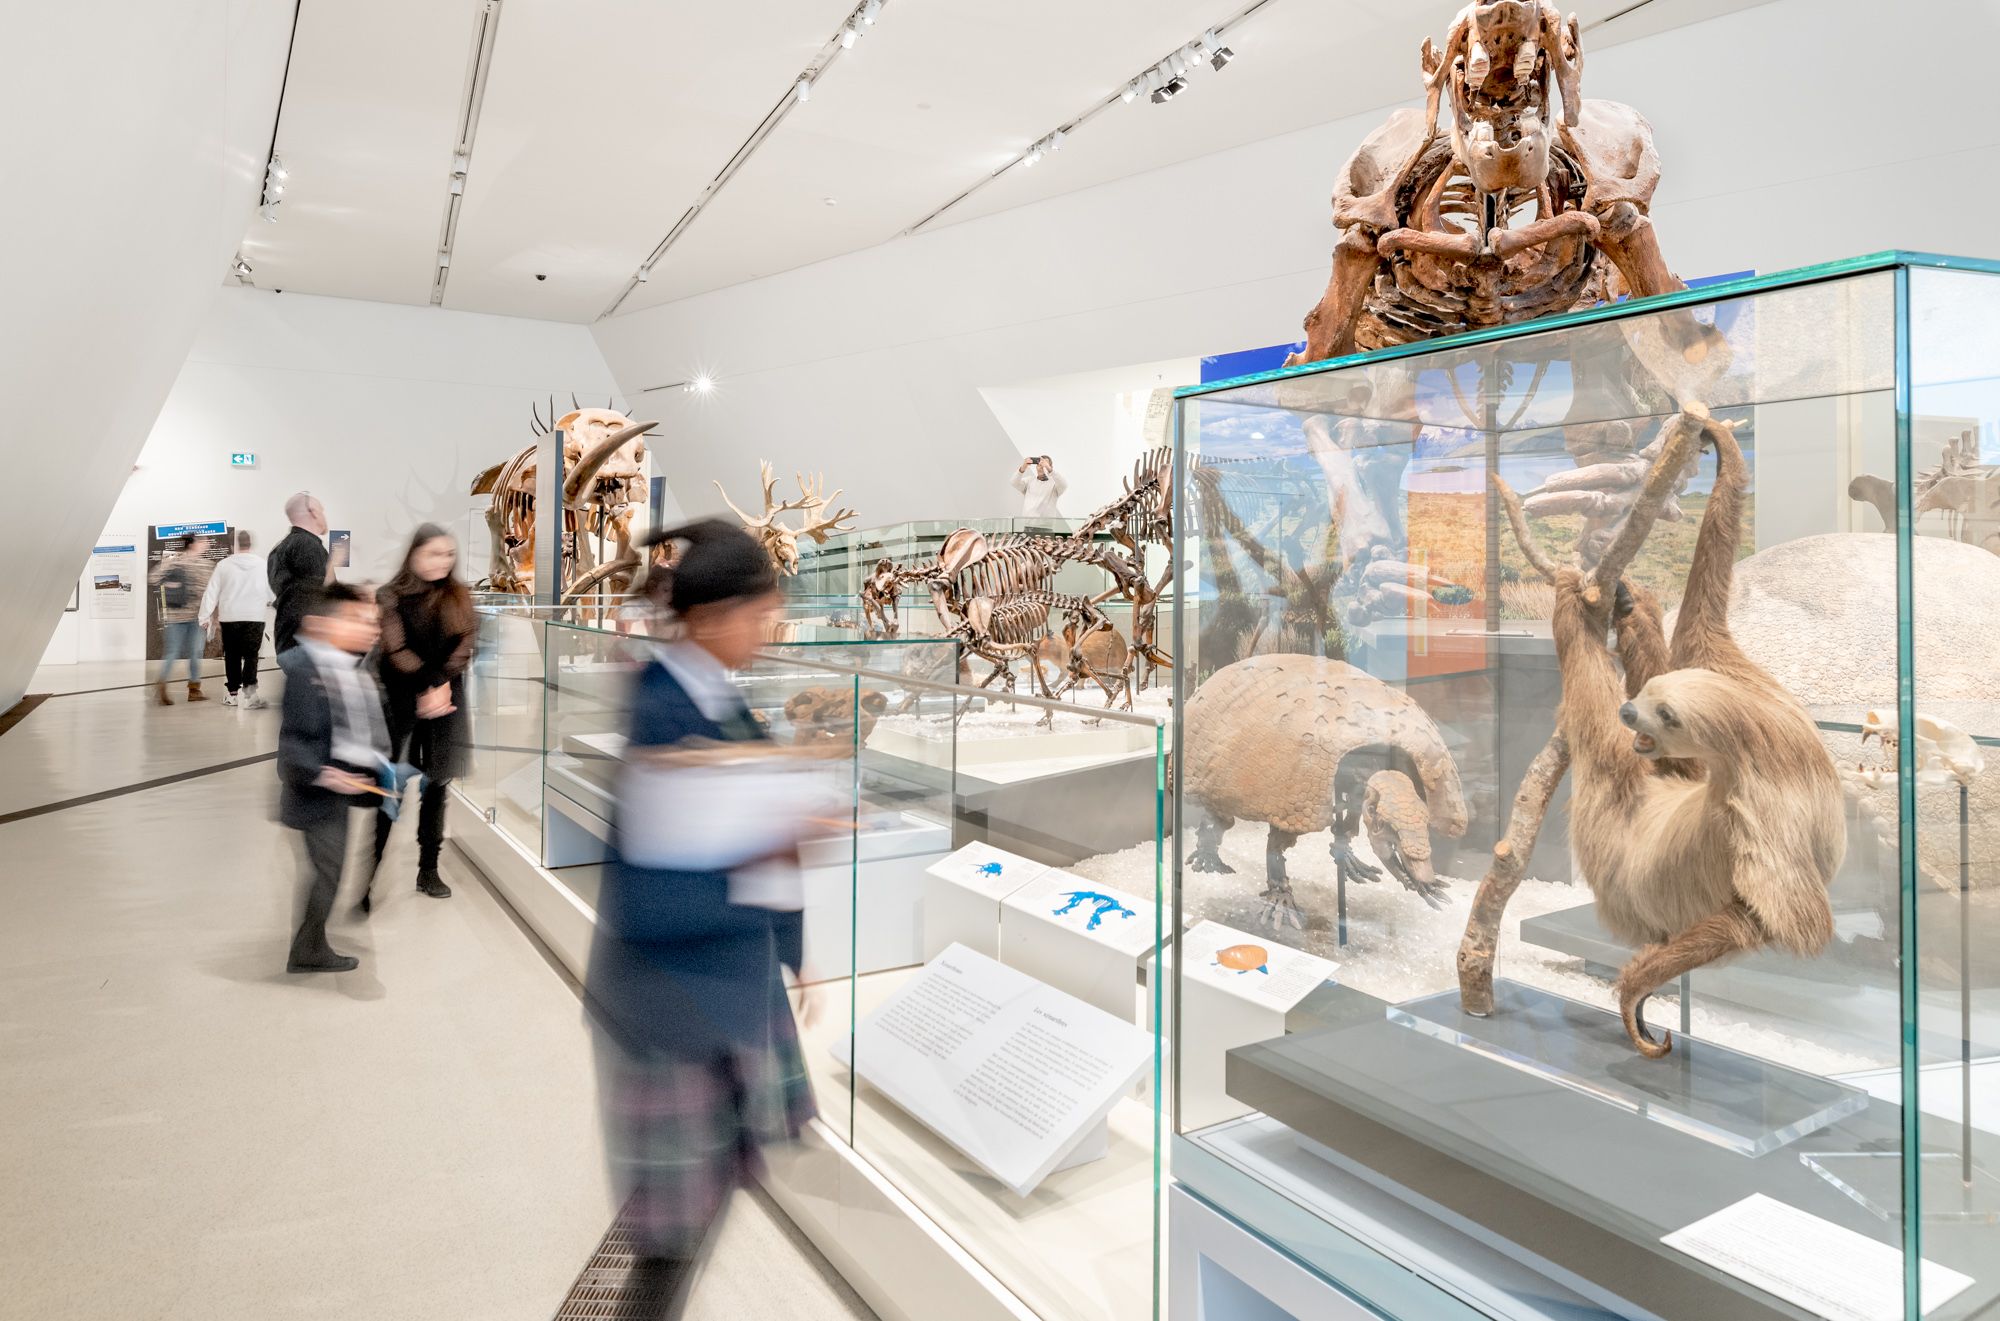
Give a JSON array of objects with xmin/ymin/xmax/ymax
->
[{"xmin": 368, "ymin": 523, "xmax": 476, "ymax": 903}]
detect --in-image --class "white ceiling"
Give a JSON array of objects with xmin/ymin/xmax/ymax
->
[{"xmin": 237, "ymin": 0, "xmax": 1769, "ymax": 324}]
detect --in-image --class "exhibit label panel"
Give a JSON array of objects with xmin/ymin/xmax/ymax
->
[
  {"xmin": 843, "ymin": 943, "xmax": 1152, "ymax": 1197},
  {"xmin": 88, "ymin": 537, "xmax": 138, "ymax": 619}
]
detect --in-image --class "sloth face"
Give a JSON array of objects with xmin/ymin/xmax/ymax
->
[{"xmin": 1621, "ymin": 673, "xmax": 1708, "ymax": 759}]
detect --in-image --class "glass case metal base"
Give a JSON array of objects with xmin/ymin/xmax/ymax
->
[
  {"xmin": 1800, "ymin": 1151, "xmax": 2000, "ymax": 1223},
  {"xmin": 1387, "ymin": 979, "xmax": 1869, "ymax": 1157}
]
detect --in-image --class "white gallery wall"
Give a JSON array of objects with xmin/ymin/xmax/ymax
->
[
  {"xmin": 0, "ymin": 0, "xmax": 295, "ymax": 709},
  {"xmin": 590, "ymin": 0, "xmax": 2000, "ymax": 526},
  {"xmin": 63, "ymin": 286, "xmax": 633, "ymax": 662}
]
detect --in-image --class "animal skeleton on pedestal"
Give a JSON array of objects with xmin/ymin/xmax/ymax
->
[{"xmin": 471, "ymin": 399, "xmax": 658, "ymax": 607}]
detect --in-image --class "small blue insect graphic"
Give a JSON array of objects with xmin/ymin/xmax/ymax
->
[
  {"xmin": 1052, "ymin": 890, "xmax": 1137, "ymax": 931},
  {"xmin": 976, "ymin": 861, "xmax": 1005, "ymax": 877}
]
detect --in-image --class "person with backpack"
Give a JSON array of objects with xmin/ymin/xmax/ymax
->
[{"xmin": 149, "ymin": 534, "xmax": 216, "ymax": 706}]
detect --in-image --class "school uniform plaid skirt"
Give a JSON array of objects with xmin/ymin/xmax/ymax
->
[{"xmin": 600, "ymin": 1022, "xmax": 816, "ymax": 1259}]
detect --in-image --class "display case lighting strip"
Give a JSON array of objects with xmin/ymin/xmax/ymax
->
[
  {"xmin": 903, "ymin": 0, "xmax": 1277, "ymax": 238},
  {"xmin": 598, "ymin": 0, "xmax": 892, "ymax": 321},
  {"xmin": 431, "ymin": 0, "xmax": 503, "ymax": 308}
]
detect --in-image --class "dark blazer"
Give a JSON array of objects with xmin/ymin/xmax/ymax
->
[
  {"xmin": 584, "ymin": 659, "xmax": 804, "ymax": 1061},
  {"xmin": 268, "ymin": 527, "xmax": 329, "ymax": 654},
  {"xmin": 275, "ymin": 647, "xmax": 372, "ymax": 828}
]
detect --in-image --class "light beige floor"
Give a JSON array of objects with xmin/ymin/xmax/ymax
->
[
  {"xmin": 0, "ymin": 683, "xmax": 874, "ymax": 1319},
  {"xmin": 30, "ymin": 657, "xmax": 238, "ymax": 695}
]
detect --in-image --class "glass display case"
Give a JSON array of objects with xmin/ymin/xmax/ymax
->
[
  {"xmin": 1169, "ymin": 253, "xmax": 2000, "ymax": 1321},
  {"xmin": 472, "ymin": 617, "xmax": 1171, "ymax": 1320}
]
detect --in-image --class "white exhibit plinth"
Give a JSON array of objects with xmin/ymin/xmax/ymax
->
[
  {"xmin": 801, "ymin": 811, "xmax": 953, "ymax": 978},
  {"xmin": 922, "ymin": 841, "xmax": 1049, "ymax": 961},
  {"xmin": 999, "ymin": 872, "xmax": 1157, "ymax": 1025},
  {"xmin": 836, "ymin": 943, "xmax": 1153, "ymax": 1197},
  {"xmin": 1156, "ymin": 920, "xmax": 1339, "ymax": 1131}
]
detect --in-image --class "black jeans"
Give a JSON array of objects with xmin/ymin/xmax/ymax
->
[
  {"xmin": 219, "ymin": 621, "xmax": 264, "ymax": 693},
  {"xmin": 289, "ymin": 811, "xmax": 349, "ymax": 965},
  {"xmin": 372, "ymin": 775, "xmax": 450, "ymax": 873}
]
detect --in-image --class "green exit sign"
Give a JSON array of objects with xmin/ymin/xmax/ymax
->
[{"xmin": 230, "ymin": 452, "xmax": 257, "ymax": 468}]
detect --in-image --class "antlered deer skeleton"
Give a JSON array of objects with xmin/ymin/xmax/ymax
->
[{"xmin": 715, "ymin": 461, "xmax": 859, "ymax": 576}]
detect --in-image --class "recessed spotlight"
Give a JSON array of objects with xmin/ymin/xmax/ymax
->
[
  {"xmin": 688, "ymin": 376, "xmax": 715, "ymax": 394},
  {"xmin": 535, "ymin": 273, "xmax": 547, "ymax": 281},
  {"xmin": 824, "ymin": 197, "xmax": 837, "ymax": 205}
]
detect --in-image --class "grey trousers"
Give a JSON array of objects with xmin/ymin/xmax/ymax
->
[{"xmin": 288, "ymin": 811, "xmax": 349, "ymax": 965}]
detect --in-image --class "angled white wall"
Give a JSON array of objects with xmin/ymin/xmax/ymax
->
[
  {"xmin": 590, "ymin": 0, "xmax": 2000, "ymax": 528},
  {"xmin": 0, "ymin": 0, "xmax": 296, "ymax": 710},
  {"xmin": 76, "ymin": 287, "xmax": 631, "ymax": 661}
]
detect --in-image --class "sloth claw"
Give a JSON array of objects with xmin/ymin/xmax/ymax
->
[{"xmin": 1628, "ymin": 992, "xmax": 1674, "ymax": 1059}]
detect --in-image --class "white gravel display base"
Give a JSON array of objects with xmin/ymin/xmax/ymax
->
[
  {"xmin": 1068, "ymin": 819, "xmax": 1885, "ymax": 1077},
  {"xmin": 873, "ymin": 684, "xmax": 1172, "ymax": 744}
]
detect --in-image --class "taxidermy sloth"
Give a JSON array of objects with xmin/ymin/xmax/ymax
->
[{"xmin": 1553, "ymin": 425, "xmax": 1845, "ymax": 1058}]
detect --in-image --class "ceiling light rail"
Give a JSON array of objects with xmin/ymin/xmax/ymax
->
[
  {"xmin": 599, "ymin": 0, "xmax": 892, "ymax": 320},
  {"xmin": 431, "ymin": 0, "xmax": 503, "ymax": 307},
  {"xmin": 905, "ymin": 0, "xmax": 1274, "ymax": 236}
]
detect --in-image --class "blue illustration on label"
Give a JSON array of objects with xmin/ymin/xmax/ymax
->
[
  {"xmin": 1052, "ymin": 890, "xmax": 1137, "ymax": 931},
  {"xmin": 976, "ymin": 861, "xmax": 1005, "ymax": 877}
]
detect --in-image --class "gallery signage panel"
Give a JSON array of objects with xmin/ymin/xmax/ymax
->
[{"xmin": 154, "ymin": 521, "xmax": 226, "ymax": 540}]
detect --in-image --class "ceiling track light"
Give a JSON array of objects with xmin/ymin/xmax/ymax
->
[
  {"xmin": 906, "ymin": 1, "xmax": 1272, "ymax": 237},
  {"xmin": 601, "ymin": 0, "xmax": 896, "ymax": 319},
  {"xmin": 432, "ymin": 0, "xmax": 503, "ymax": 306}
]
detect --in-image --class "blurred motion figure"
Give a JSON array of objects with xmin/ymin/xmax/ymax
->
[
  {"xmin": 366, "ymin": 524, "xmax": 475, "ymax": 904},
  {"xmin": 584, "ymin": 519, "xmax": 820, "ymax": 1316},
  {"xmin": 149, "ymin": 533, "xmax": 215, "ymax": 705},
  {"xmin": 276, "ymin": 584, "xmax": 388, "ymax": 975}
]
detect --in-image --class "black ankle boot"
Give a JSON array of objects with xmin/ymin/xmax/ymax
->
[{"xmin": 416, "ymin": 869, "xmax": 451, "ymax": 898}]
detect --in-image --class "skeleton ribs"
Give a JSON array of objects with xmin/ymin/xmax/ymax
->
[{"xmin": 863, "ymin": 448, "xmax": 1177, "ymax": 714}]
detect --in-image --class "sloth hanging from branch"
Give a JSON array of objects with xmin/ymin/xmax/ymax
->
[{"xmin": 1459, "ymin": 405, "xmax": 1846, "ymax": 1058}]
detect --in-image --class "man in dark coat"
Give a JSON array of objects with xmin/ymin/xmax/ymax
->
[
  {"xmin": 276, "ymin": 583, "xmax": 387, "ymax": 973},
  {"xmin": 268, "ymin": 492, "xmax": 330, "ymax": 654}
]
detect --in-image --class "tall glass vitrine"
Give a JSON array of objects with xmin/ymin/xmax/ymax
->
[{"xmin": 1170, "ymin": 253, "xmax": 2000, "ymax": 1321}]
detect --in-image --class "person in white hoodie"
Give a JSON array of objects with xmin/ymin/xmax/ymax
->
[
  {"xmin": 1011, "ymin": 454, "xmax": 1067, "ymax": 519},
  {"xmin": 199, "ymin": 530, "xmax": 277, "ymax": 708}
]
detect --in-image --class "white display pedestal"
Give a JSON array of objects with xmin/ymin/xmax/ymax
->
[
  {"xmin": 922, "ymin": 841, "xmax": 1049, "ymax": 960},
  {"xmin": 1155, "ymin": 921, "xmax": 1338, "ymax": 1131},
  {"xmin": 1000, "ymin": 872, "xmax": 1157, "ymax": 1025},
  {"xmin": 837, "ymin": 943, "xmax": 1153, "ymax": 1197},
  {"xmin": 802, "ymin": 812, "xmax": 953, "ymax": 978}
]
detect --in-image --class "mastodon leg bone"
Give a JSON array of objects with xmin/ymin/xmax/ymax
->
[
  {"xmin": 1376, "ymin": 227, "xmax": 1482, "ymax": 260},
  {"xmin": 1456, "ymin": 731, "xmax": 1571, "ymax": 1014},
  {"xmin": 1487, "ymin": 209, "xmax": 1600, "ymax": 259}
]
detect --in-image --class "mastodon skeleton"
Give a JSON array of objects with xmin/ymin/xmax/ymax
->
[{"xmin": 471, "ymin": 397, "xmax": 658, "ymax": 608}]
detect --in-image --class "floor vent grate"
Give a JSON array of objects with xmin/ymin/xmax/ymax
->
[{"xmin": 553, "ymin": 1215, "xmax": 679, "ymax": 1319}]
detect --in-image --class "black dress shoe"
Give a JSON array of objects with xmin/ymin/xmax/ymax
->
[
  {"xmin": 287, "ymin": 953, "xmax": 360, "ymax": 974},
  {"xmin": 416, "ymin": 869, "xmax": 451, "ymax": 898}
]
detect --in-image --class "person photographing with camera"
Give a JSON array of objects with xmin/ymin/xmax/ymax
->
[{"xmin": 1011, "ymin": 453, "xmax": 1067, "ymax": 519}]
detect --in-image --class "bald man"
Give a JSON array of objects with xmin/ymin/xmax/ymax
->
[{"xmin": 269, "ymin": 493, "xmax": 331, "ymax": 654}]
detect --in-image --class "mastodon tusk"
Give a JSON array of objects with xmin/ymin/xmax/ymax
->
[{"xmin": 563, "ymin": 421, "xmax": 657, "ymax": 505}]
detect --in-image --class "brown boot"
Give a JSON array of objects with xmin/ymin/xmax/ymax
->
[
  {"xmin": 187, "ymin": 682, "xmax": 208, "ymax": 702},
  {"xmin": 155, "ymin": 681, "xmax": 173, "ymax": 706}
]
